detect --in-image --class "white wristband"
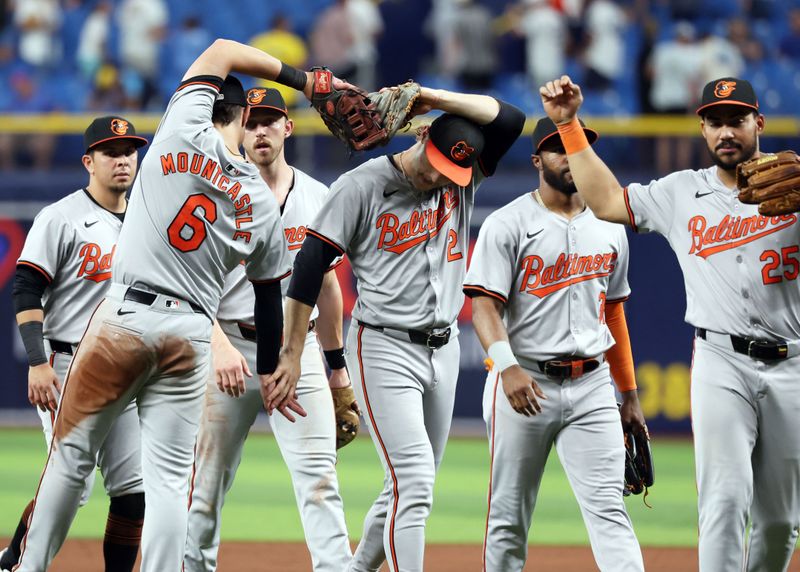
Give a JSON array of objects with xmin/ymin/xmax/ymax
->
[{"xmin": 488, "ymin": 341, "xmax": 518, "ymax": 372}]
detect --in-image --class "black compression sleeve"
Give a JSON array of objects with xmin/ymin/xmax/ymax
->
[
  {"xmin": 12, "ymin": 265, "xmax": 48, "ymax": 314},
  {"xmin": 477, "ymin": 100, "xmax": 526, "ymax": 177},
  {"xmin": 286, "ymin": 235, "xmax": 340, "ymax": 307},
  {"xmin": 253, "ymin": 281, "xmax": 284, "ymax": 375}
]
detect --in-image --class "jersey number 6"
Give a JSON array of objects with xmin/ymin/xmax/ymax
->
[{"xmin": 168, "ymin": 194, "xmax": 218, "ymax": 253}]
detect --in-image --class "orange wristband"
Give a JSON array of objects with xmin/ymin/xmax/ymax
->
[{"xmin": 556, "ymin": 117, "xmax": 590, "ymax": 155}]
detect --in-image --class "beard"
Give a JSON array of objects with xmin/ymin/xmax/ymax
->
[
  {"xmin": 707, "ymin": 139, "xmax": 758, "ymax": 172},
  {"xmin": 542, "ymin": 165, "xmax": 577, "ymax": 195}
]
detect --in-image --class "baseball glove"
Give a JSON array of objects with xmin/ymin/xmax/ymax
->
[
  {"xmin": 737, "ymin": 150, "xmax": 800, "ymax": 215},
  {"xmin": 310, "ymin": 67, "xmax": 387, "ymax": 152},
  {"xmin": 367, "ymin": 81, "xmax": 422, "ymax": 140},
  {"xmin": 623, "ymin": 427, "xmax": 654, "ymax": 499},
  {"xmin": 331, "ymin": 386, "xmax": 360, "ymax": 449}
]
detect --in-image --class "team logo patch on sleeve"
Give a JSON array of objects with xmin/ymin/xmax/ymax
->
[
  {"xmin": 110, "ymin": 118, "xmax": 130, "ymax": 135},
  {"xmin": 714, "ymin": 80, "xmax": 737, "ymax": 99}
]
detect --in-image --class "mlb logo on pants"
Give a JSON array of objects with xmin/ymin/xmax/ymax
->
[{"xmin": 165, "ymin": 299, "xmax": 180, "ymax": 309}]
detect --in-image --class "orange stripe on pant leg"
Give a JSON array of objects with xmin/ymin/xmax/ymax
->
[
  {"xmin": 482, "ymin": 372, "xmax": 501, "ymax": 572},
  {"xmin": 356, "ymin": 325, "xmax": 401, "ymax": 572},
  {"xmin": 17, "ymin": 302, "xmax": 105, "ymax": 569}
]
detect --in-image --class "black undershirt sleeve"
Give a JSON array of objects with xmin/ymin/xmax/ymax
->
[
  {"xmin": 477, "ymin": 100, "xmax": 527, "ymax": 177},
  {"xmin": 286, "ymin": 235, "xmax": 340, "ymax": 308},
  {"xmin": 252, "ymin": 281, "xmax": 284, "ymax": 375},
  {"xmin": 12, "ymin": 265, "xmax": 49, "ymax": 314}
]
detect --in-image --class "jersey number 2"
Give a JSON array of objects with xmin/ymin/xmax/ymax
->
[
  {"xmin": 168, "ymin": 194, "xmax": 218, "ymax": 253},
  {"xmin": 446, "ymin": 230, "xmax": 463, "ymax": 262}
]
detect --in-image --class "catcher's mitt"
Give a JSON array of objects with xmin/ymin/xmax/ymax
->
[
  {"xmin": 331, "ymin": 386, "xmax": 360, "ymax": 449},
  {"xmin": 737, "ymin": 150, "xmax": 800, "ymax": 216},
  {"xmin": 624, "ymin": 427, "xmax": 654, "ymax": 499},
  {"xmin": 310, "ymin": 67, "xmax": 387, "ymax": 152}
]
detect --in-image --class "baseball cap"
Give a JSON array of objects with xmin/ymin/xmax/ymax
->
[
  {"xmin": 425, "ymin": 114, "xmax": 485, "ymax": 187},
  {"xmin": 84, "ymin": 116, "xmax": 148, "ymax": 153},
  {"xmin": 531, "ymin": 117, "xmax": 598, "ymax": 154},
  {"xmin": 246, "ymin": 87, "xmax": 288, "ymax": 117},
  {"xmin": 215, "ymin": 75, "xmax": 247, "ymax": 107},
  {"xmin": 696, "ymin": 77, "xmax": 759, "ymax": 116}
]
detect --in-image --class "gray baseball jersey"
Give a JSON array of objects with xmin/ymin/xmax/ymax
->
[
  {"xmin": 464, "ymin": 192, "xmax": 630, "ymax": 361},
  {"xmin": 625, "ymin": 165, "xmax": 800, "ymax": 571},
  {"xmin": 113, "ymin": 80, "xmax": 292, "ymax": 315},
  {"xmin": 624, "ymin": 167, "xmax": 800, "ymax": 339},
  {"xmin": 18, "ymin": 189, "xmax": 122, "ymax": 344},
  {"xmin": 217, "ymin": 167, "xmax": 339, "ymax": 324},
  {"xmin": 309, "ymin": 156, "xmax": 480, "ymax": 330}
]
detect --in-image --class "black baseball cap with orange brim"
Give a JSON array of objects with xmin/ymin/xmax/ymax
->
[
  {"xmin": 246, "ymin": 87, "xmax": 288, "ymax": 117},
  {"xmin": 531, "ymin": 117, "xmax": 598, "ymax": 153},
  {"xmin": 696, "ymin": 77, "xmax": 759, "ymax": 116},
  {"xmin": 424, "ymin": 114, "xmax": 485, "ymax": 187},
  {"xmin": 84, "ymin": 116, "xmax": 148, "ymax": 153}
]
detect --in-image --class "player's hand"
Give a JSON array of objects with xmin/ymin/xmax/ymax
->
[
  {"xmin": 620, "ymin": 389, "xmax": 647, "ymax": 436},
  {"xmin": 28, "ymin": 363, "xmax": 61, "ymax": 413},
  {"xmin": 212, "ymin": 339, "xmax": 251, "ymax": 398},
  {"xmin": 501, "ymin": 365, "xmax": 547, "ymax": 417},
  {"xmin": 260, "ymin": 349, "xmax": 306, "ymax": 421},
  {"xmin": 328, "ymin": 367, "xmax": 351, "ymax": 390},
  {"xmin": 539, "ymin": 75, "xmax": 583, "ymax": 126}
]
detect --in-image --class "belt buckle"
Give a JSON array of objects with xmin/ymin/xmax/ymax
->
[
  {"xmin": 543, "ymin": 361, "xmax": 565, "ymax": 379},
  {"xmin": 748, "ymin": 339, "xmax": 787, "ymax": 360},
  {"xmin": 426, "ymin": 328, "xmax": 450, "ymax": 349}
]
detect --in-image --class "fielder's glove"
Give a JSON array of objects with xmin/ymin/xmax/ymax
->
[
  {"xmin": 623, "ymin": 427, "xmax": 654, "ymax": 499},
  {"xmin": 331, "ymin": 386, "xmax": 361, "ymax": 449},
  {"xmin": 310, "ymin": 67, "xmax": 421, "ymax": 152},
  {"xmin": 737, "ymin": 150, "xmax": 800, "ymax": 215}
]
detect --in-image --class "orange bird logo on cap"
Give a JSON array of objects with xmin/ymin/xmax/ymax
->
[
  {"xmin": 110, "ymin": 118, "xmax": 129, "ymax": 135},
  {"xmin": 451, "ymin": 141, "xmax": 474, "ymax": 161},
  {"xmin": 248, "ymin": 88, "xmax": 267, "ymax": 105},
  {"xmin": 714, "ymin": 80, "xmax": 737, "ymax": 99}
]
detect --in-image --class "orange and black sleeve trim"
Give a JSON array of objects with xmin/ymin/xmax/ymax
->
[
  {"xmin": 287, "ymin": 234, "xmax": 341, "ymax": 308},
  {"xmin": 17, "ymin": 261, "xmax": 52, "ymax": 283},
  {"xmin": 250, "ymin": 269, "xmax": 292, "ymax": 285},
  {"xmin": 306, "ymin": 229, "xmax": 345, "ymax": 255},
  {"xmin": 326, "ymin": 257, "xmax": 345, "ymax": 273},
  {"xmin": 176, "ymin": 75, "xmax": 224, "ymax": 94},
  {"xmin": 13, "ymin": 263, "xmax": 50, "ymax": 314},
  {"xmin": 622, "ymin": 187, "xmax": 638, "ymax": 233},
  {"xmin": 463, "ymin": 284, "xmax": 508, "ymax": 304}
]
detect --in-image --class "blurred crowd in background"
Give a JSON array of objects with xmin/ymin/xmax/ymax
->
[{"xmin": 0, "ymin": 0, "xmax": 799, "ymax": 171}]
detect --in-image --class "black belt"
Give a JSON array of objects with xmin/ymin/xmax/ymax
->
[
  {"xmin": 47, "ymin": 339, "xmax": 74, "ymax": 355},
  {"xmin": 696, "ymin": 328, "xmax": 789, "ymax": 360},
  {"xmin": 237, "ymin": 320, "xmax": 315, "ymax": 342},
  {"xmin": 358, "ymin": 321, "xmax": 451, "ymax": 349},
  {"xmin": 537, "ymin": 357, "xmax": 601, "ymax": 380},
  {"xmin": 124, "ymin": 287, "xmax": 204, "ymax": 315}
]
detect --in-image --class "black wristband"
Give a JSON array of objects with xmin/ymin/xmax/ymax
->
[
  {"xmin": 323, "ymin": 348, "xmax": 346, "ymax": 370},
  {"xmin": 275, "ymin": 63, "xmax": 308, "ymax": 92},
  {"xmin": 19, "ymin": 321, "xmax": 48, "ymax": 367}
]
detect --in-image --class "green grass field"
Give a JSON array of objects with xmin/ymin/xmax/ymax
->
[{"xmin": 0, "ymin": 429, "xmax": 698, "ymax": 546}]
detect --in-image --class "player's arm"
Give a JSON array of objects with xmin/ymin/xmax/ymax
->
[
  {"xmin": 183, "ymin": 39, "xmax": 349, "ymax": 100},
  {"xmin": 266, "ymin": 235, "xmax": 342, "ymax": 408},
  {"xmin": 12, "ymin": 265, "xmax": 60, "ymax": 413},
  {"xmin": 315, "ymin": 267, "xmax": 351, "ymax": 390},
  {"xmin": 468, "ymin": 294, "xmax": 546, "ymax": 417},
  {"xmin": 605, "ymin": 301, "xmax": 646, "ymax": 434},
  {"xmin": 539, "ymin": 76, "xmax": 630, "ymax": 224},
  {"xmin": 210, "ymin": 320, "xmax": 251, "ymax": 398}
]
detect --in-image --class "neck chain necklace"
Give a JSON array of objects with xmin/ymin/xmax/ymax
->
[
  {"xmin": 226, "ymin": 144, "xmax": 243, "ymax": 159},
  {"xmin": 397, "ymin": 151, "xmax": 412, "ymax": 183},
  {"xmin": 533, "ymin": 188, "xmax": 547, "ymax": 208}
]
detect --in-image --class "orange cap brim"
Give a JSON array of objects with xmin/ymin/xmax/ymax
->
[{"xmin": 425, "ymin": 139, "xmax": 472, "ymax": 187}]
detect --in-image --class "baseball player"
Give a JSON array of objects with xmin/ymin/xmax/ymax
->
[
  {"xmin": 14, "ymin": 40, "xmax": 347, "ymax": 572},
  {"xmin": 271, "ymin": 88, "xmax": 526, "ymax": 572},
  {"xmin": 540, "ymin": 75, "xmax": 800, "ymax": 570},
  {"xmin": 5, "ymin": 116, "xmax": 148, "ymax": 572},
  {"xmin": 183, "ymin": 88, "xmax": 353, "ymax": 571},
  {"xmin": 464, "ymin": 117, "xmax": 646, "ymax": 571}
]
